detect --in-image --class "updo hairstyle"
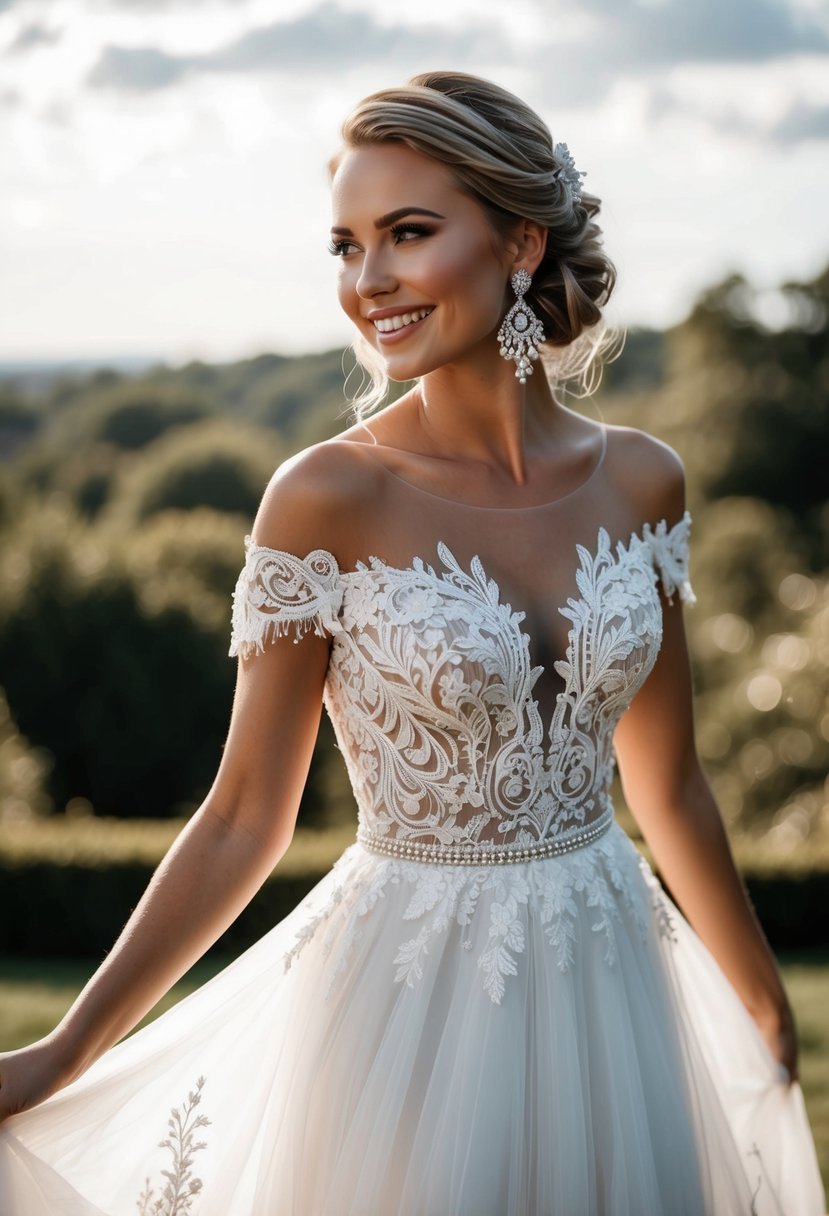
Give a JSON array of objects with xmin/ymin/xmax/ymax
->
[{"xmin": 332, "ymin": 71, "xmax": 617, "ymax": 416}]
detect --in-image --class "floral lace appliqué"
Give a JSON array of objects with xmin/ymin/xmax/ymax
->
[
  {"xmin": 136, "ymin": 1077, "xmax": 211, "ymax": 1216},
  {"xmin": 284, "ymin": 830, "xmax": 652, "ymax": 1005}
]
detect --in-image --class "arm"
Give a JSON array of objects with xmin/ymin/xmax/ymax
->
[
  {"xmin": 0, "ymin": 467, "xmax": 339, "ymax": 1124},
  {"xmin": 612, "ymin": 466, "xmax": 798, "ymax": 1081}
]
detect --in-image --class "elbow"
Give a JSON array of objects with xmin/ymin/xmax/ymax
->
[
  {"xmin": 199, "ymin": 785, "xmax": 297, "ymax": 868},
  {"xmin": 620, "ymin": 750, "xmax": 713, "ymax": 829}
]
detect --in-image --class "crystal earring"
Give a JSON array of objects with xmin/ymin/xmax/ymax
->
[{"xmin": 497, "ymin": 268, "xmax": 546, "ymax": 385}]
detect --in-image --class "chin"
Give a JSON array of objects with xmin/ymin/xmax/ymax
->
[{"xmin": 379, "ymin": 352, "xmax": 437, "ymax": 382}]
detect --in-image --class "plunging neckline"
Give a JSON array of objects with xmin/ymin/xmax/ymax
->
[{"xmin": 329, "ymin": 520, "xmax": 672, "ymax": 735}]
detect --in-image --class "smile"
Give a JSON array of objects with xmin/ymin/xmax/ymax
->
[{"xmin": 372, "ymin": 307, "xmax": 434, "ymax": 334}]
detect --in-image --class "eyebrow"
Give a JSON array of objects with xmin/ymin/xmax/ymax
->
[{"xmin": 330, "ymin": 207, "xmax": 445, "ymax": 237}]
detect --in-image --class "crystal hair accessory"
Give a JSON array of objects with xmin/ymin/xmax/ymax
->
[
  {"xmin": 497, "ymin": 268, "xmax": 546, "ymax": 385},
  {"xmin": 553, "ymin": 142, "xmax": 586, "ymax": 204}
]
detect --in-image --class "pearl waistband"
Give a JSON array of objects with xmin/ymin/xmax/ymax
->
[{"xmin": 356, "ymin": 808, "xmax": 614, "ymax": 867}]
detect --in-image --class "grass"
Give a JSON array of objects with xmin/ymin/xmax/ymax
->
[
  {"xmin": 781, "ymin": 953, "xmax": 829, "ymax": 1190},
  {"xmin": 0, "ymin": 955, "xmax": 230, "ymax": 1049},
  {"xmin": 0, "ymin": 952, "xmax": 826, "ymax": 1193}
]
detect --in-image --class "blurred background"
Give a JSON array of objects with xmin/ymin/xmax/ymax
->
[{"xmin": 1, "ymin": 0, "xmax": 827, "ymax": 1186}]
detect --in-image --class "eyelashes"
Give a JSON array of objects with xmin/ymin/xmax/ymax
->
[
  {"xmin": 389, "ymin": 222, "xmax": 432, "ymax": 242},
  {"xmin": 327, "ymin": 222, "xmax": 433, "ymax": 257}
]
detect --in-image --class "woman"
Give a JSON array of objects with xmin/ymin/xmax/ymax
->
[{"xmin": 0, "ymin": 71, "xmax": 823, "ymax": 1215}]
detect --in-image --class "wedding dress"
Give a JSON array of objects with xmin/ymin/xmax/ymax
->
[{"xmin": 0, "ymin": 428, "xmax": 824, "ymax": 1214}]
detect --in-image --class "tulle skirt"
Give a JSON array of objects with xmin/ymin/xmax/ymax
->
[{"xmin": 0, "ymin": 823, "xmax": 824, "ymax": 1215}]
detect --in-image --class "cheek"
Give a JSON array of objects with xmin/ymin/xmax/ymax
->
[
  {"xmin": 432, "ymin": 237, "xmax": 506, "ymax": 327},
  {"xmin": 336, "ymin": 265, "xmax": 359, "ymax": 319}
]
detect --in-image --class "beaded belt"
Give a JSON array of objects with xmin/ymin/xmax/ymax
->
[{"xmin": 356, "ymin": 807, "xmax": 614, "ymax": 867}]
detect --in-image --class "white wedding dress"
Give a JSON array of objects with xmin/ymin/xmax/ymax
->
[{"xmin": 0, "ymin": 430, "xmax": 824, "ymax": 1214}]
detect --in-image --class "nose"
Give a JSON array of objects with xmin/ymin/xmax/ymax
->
[{"xmin": 355, "ymin": 245, "xmax": 398, "ymax": 300}]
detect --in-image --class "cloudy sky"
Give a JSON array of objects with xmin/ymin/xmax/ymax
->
[{"xmin": 1, "ymin": 0, "xmax": 828, "ymax": 364}]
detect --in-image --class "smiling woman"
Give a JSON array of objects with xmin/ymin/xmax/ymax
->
[
  {"xmin": 0, "ymin": 70, "xmax": 824, "ymax": 1216},
  {"xmin": 329, "ymin": 71, "xmax": 617, "ymax": 415}
]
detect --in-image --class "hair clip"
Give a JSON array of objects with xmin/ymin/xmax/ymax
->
[{"xmin": 553, "ymin": 142, "xmax": 586, "ymax": 204}]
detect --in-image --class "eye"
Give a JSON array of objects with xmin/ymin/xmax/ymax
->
[
  {"xmin": 389, "ymin": 222, "xmax": 432, "ymax": 243},
  {"xmin": 327, "ymin": 238, "xmax": 359, "ymax": 257}
]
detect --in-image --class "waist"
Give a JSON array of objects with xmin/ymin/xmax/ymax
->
[{"xmin": 356, "ymin": 806, "xmax": 614, "ymax": 867}]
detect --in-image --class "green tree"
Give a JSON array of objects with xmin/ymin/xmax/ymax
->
[{"xmin": 103, "ymin": 420, "xmax": 284, "ymax": 525}]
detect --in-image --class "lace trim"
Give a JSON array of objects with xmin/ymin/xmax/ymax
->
[
  {"xmin": 228, "ymin": 536, "xmax": 344, "ymax": 657},
  {"xmin": 227, "ymin": 514, "xmax": 695, "ymax": 660},
  {"xmin": 642, "ymin": 510, "xmax": 696, "ymax": 605}
]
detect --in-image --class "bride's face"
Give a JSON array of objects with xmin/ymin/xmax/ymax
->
[{"xmin": 329, "ymin": 142, "xmax": 515, "ymax": 381}]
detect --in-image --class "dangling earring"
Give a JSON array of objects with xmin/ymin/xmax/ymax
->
[{"xmin": 497, "ymin": 268, "xmax": 545, "ymax": 385}]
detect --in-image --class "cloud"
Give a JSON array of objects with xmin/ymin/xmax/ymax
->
[
  {"xmin": 87, "ymin": 2, "xmax": 502, "ymax": 92},
  {"xmin": 567, "ymin": 0, "xmax": 829, "ymax": 66},
  {"xmin": 8, "ymin": 22, "xmax": 63, "ymax": 53},
  {"xmin": 88, "ymin": 44, "xmax": 189, "ymax": 90},
  {"xmin": 0, "ymin": 87, "xmax": 22, "ymax": 110},
  {"xmin": 526, "ymin": 0, "xmax": 829, "ymax": 110},
  {"xmin": 207, "ymin": 5, "xmax": 452, "ymax": 72},
  {"xmin": 638, "ymin": 80, "xmax": 829, "ymax": 146},
  {"xmin": 772, "ymin": 101, "xmax": 829, "ymax": 141}
]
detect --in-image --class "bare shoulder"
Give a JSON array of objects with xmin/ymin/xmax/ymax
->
[
  {"xmin": 249, "ymin": 438, "xmax": 385, "ymax": 560},
  {"xmin": 603, "ymin": 422, "xmax": 687, "ymax": 525}
]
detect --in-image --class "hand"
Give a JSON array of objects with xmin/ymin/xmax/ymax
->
[
  {"xmin": 752, "ymin": 997, "xmax": 799, "ymax": 1085},
  {"xmin": 0, "ymin": 1037, "xmax": 77, "ymax": 1126}
]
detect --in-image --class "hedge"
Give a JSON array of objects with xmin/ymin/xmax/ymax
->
[
  {"xmin": 0, "ymin": 820, "xmax": 355, "ymax": 959},
  {"xmin": 1, "ymin": 818, "xmax": 827, "ymax": 959}
]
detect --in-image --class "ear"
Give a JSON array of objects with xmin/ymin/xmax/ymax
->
[{"xmin": 512, "ymin": 219, "xmax": 548, "ymax": 277}]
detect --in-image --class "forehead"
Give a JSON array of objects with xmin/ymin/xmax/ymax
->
[{"xmin": 330, "ymin": 143, "xmax": 465, "ymax": 220}]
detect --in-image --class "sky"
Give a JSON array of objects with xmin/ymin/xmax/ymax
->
[{"xmin": 1, "ymin": 0, "xmax": 828, "ymax": 365}]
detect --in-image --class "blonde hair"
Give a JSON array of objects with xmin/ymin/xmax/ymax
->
[{"xmin": 331, "ymin": 71, "xmax": 618, "ymax": 418}]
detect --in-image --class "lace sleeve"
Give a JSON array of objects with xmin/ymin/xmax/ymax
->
[
  {"xmin": 642, "ymin": 510, "xmax": 697, "ymax": 606},
  {"xmin": 228, "ymin": 535, "xmax": 344, "ymax": 658}
]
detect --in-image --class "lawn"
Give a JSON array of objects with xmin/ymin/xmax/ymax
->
[{"xmin": 0, "ymin": 952, "xmax": 826, "ymax": 1194}]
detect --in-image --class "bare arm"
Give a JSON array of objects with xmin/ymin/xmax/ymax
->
[
  {"xmin": 613, "ymin": 470, "xmax": 797, "ymax": 1080},
  {"xmin": 0, "ymin": 461, "xmax": 341, "ymax": 1123}
]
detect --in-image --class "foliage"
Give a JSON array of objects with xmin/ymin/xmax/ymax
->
[
  {"xmin": 0, "ymin": 688, "xmax": 52, "ymax": 819},
  {"xmin": 101, "ymin": 420, "xmax": 285, "ymax": 525},
  {"xmin": 0, "ymin": 820, "xmax": 356, "ymax": 957},
  {"xmin": 14, "ymin": 383, "xmax": 219, "ymax": 520},
  {"xmin": 51, "ymin": 381, "xmax": 217, "ymax": 453},
  {"xmin": 0, "ymin": 506, "xmax": 230, "ymax": 817},
  {"xmin": 0, "ymin": 502, "xmax": 351, "ymax": 822},
  {"xmin": 0, "ymin": 387, "xmax": 42, "ymax": 461}
]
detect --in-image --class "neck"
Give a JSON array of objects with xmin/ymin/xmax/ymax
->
[{"xmin": 416, "ymin": 346, "xmax": 559, "ymax": 486}]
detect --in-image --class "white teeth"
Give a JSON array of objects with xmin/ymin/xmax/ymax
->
[{"xmin": 373, "ymin": 307, "xmax": 433, "ymax": 333}]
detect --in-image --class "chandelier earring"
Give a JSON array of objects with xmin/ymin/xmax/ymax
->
[{"xmin": 497, "ymin": 268, "xmax": 546, "ymax": 385}]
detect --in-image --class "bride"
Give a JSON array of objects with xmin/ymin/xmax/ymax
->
[{"xmin": 0, "ymin": 71, "xmax": 824, "ymax": 1215}]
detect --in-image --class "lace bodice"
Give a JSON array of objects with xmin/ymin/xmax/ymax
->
[{"xmin": 229, "ymin": 514, "xmax": 695, "ymax": 860}]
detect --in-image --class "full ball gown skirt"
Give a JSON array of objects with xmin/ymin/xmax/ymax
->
[{"xmin": 0, "ymin": 512, "xmax": 824, "ymax": 1215}]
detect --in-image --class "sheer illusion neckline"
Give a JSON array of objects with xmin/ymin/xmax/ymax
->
[{"xmin": 355, "ymin": 421, "xmax": 608, "ymax": 513}]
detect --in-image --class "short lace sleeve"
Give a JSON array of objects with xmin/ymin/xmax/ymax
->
[
  {"xmin": 641, "ymin": 510, "xmax": 697, "ymax": 606},
  {"xmin": 228, "ymin": 535, "xmax": 344, "ymax": 658}
]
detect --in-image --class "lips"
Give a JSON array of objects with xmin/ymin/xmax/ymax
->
[{"xmin": 370, "ymin": 306, "xmax": 434, "ymax": 334}]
